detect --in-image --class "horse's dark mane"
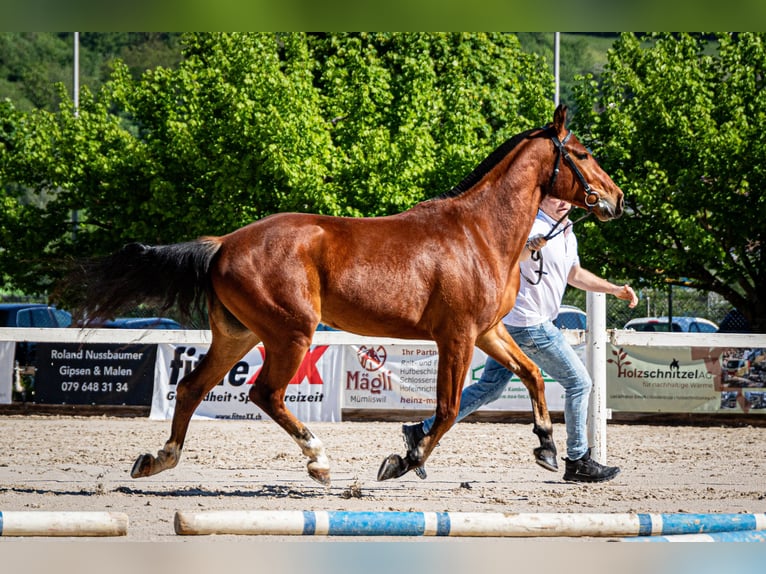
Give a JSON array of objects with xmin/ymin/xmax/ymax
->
[{"xmin": 431, "ymin": 125, "xmax": 549, "ymax": 201}]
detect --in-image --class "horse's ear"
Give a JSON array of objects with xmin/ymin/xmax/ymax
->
[{"xmin": 553, "ymin": 105, "xmax": 568, "ymax": 138}]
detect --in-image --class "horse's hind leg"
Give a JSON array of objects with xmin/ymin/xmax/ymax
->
[
  {"xmin": 248, "ymin": 337, "xmax": 331, "ymax": 486},
  {"xmin": 475, "ymin": 325, "xmax": 557, "ymax": 471},
  {"xmin": 131, "ymin": 307, "xmax": 258, "ymax": 478}
]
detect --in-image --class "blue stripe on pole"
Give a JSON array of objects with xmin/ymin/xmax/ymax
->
[
  {"xmin": 624, "ymin": 514, "xmax": 766, "ymax": 541},
  {"xmin": 436, "ymin": 512, "xmax": 451, "ymax": 536},
  {"xmin": 326, "ymin": 511, "xmax": 426, "ymax": 536},
  {"xmin": 302, "ymin": 510, "xmax": 315, "ymax": 535},
  {"xmin": 659, "ymin": 513, "xmax": 757, "ymax": 535},
  {"xmin": 637, "ymin": 513, "xmax": 652, "ymax": 536},
  {"xmin": 0, "ymin": 511, "xmax": 3, "ymax": 536},
  {"xmin": 634, "ymin": 513, "xmax": 760, "ymax": 537}
]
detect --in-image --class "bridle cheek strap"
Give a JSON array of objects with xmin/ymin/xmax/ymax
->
[{"xmin": 548, "ymin": 130, "xmax": 600, "ymax": 211}]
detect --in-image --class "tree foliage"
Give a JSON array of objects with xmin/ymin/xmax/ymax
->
[
  {"xmin": 0, "ymin": 32, "xmax": 554, "ymax": 296},
  {"xmin": 573, "ymin": 32, "xmax": 765, "ymax": 331},
  {"xmin": 0, "ymin": 33, "xmax": 182, "ymax": 113}
]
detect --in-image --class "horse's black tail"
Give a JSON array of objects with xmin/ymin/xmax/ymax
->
[{"xmin": 53, "ymin": 239, "xmax": 222, "ymax": 325}]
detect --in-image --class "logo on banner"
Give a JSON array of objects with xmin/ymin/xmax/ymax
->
[
  {"xmin": 168, "ymin": 345, "xmax": 329, "ymax": 388},
  {"xmin": 163, "ymin": 345, "xmax": 328, "ymax": 413},
  {"xmin": 357, "ymin": 345, "xmax": 387, "ymax": 371},
  {"xmin": 609, "ymin": 347, "xmax": 712, "ymax": 381},
  {"xmin": 248, "ymin": 346, "xmax": 329, "ymax": 386},
  {"xmin": 346, "ymin": 345, "xmax": 393, "ymax": 399}
]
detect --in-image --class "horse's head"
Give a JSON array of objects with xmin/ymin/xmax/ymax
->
[{"xmin": 546, "ymin": 105, "xmax": 624, "ymax": 222}]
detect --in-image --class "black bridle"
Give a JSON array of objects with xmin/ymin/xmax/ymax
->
[
  {"xmin": 521, "ymin": 129, "xmax": 599, "ymax": 286},
  {"xmin": 548, "ymin": 129, "xmax": 602, "ymax": 210}
]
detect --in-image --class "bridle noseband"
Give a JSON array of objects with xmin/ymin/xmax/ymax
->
[{"xmin": 521, "ymin": 129, "xmax": 599, "ymax": 286}]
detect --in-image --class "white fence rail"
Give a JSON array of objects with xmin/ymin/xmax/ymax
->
[
  {"xmin": 1, "ymin": 326, "xmax": 758, "ymax": 348},
  {"xmin": 0, "ymin": 327, "xmax": 433, "ymax": 347}
]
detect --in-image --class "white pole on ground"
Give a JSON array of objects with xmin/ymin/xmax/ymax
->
[
  {"xmin": 586, "ymin": 291, "xmax": 608, "ymax": 463},
  {"xmin": 0, "ymin": 511, "xmax": 128, "ymax": 536}
]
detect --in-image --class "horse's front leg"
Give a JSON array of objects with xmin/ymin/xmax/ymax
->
[
  {"xmin": 476, "ymin": 326, "xmax": 557, "ymax": 471},
  {"xmin": 377, "ymin": 339, "xmax": 472, "ymax": 481},
  {"xmin": 528, "ymin": 376, "xmax": 557, "ymax": 471}
]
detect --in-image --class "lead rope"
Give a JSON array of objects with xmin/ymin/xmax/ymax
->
[{"xmin": 521, "ymin": 209, "xmax": 592, "ymax": 286}]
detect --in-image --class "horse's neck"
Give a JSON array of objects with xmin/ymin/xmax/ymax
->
[
  {"xmin": 454, "ymin": 154, "xmax": 544, "ymax": 258},
  {"xmin": 412, "ymin": 137, "xmax": 548, "ymax": 261}
]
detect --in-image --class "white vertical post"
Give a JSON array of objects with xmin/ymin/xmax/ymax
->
[
  {"xmin": 553, "ymin": 32, "xmax": 560, "ymax": 107},
  {"xmin": 73, "ymin": 32, "xmax": 80, "ymax": 117},
  {"xmin": 586, "ymin": 291, "xmax": 608, "ymax": 463},
  {"xmin": 72, "ymin": 32, "xmax": 80, "ymax": 241}
]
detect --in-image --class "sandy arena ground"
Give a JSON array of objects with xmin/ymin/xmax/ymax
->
[{"xmin": 0, "ymin": 415, "xmax": 764, "ymax": 546}]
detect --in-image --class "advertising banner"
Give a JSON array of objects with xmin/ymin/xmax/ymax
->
[
  {"xmin": 607, "ymin": 344, "xmax": 766, "ymax": 414},
  {"xmin": 341, "ymin": 343, "xmax": 568, "ymax": 412},
  {"xmin": 151, "ymin": 343, "xmax": 342, "ymax": 422},
  {"xmin": 0, "ymin": 341, "xmax": 13, "ymax": 404},
  {"xmin": 33, "ymin": 343, "xmax": 157, "ymax": 405}
]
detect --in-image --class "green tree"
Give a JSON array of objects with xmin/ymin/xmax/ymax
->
[
  {"xmin": 0, "ymin": 33, "xmax": 183, "ymax": 113},
  {"xmin": 573, "ymin": 32, "xmax": 765, "ymax": 332},
  {"xmin": 78, "ymin": 32, "xmax": 182, "ymax": 80},
  {"xmin": 0, "ymin": 33, "xmax": 76, "ymax": 112},
  {"xmin": 1, "ymin": 32, "xmax": 554, "ymax": 297}
]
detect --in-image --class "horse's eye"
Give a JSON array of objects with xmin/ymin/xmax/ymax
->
[{"xmin": 575, "ymin": 152, "xmax": 589, "ymax": 160}]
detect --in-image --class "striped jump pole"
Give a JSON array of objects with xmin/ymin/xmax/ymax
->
[
  {"xmin": 174, "ymin": 510, "xmax": 766, "ymax": 538},
  {"xmin": 0, "ymin": 511, "xmax": 128, "ymax": 537}
]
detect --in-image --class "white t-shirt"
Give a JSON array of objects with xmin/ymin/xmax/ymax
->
[{"xmin": 504, "ymin": 209, "xmax": 580, "ymax": 327}]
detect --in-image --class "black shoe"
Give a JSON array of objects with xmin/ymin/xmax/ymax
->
[
  {"xmin": 563, "ymin": 449, "xmax": 620, "ymax": 483},
  {"xmin": 402, "ymin": 423, "xmax": 427, "ymax": 479}
]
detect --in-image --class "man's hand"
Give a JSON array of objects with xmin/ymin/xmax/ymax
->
[
  {"xmin": 613, "ymin": 284, "xmax": 638, "ymax": 308},
  {"xmin": 526, "ymin": 234, "xmax": 547, "ymax": 253}
]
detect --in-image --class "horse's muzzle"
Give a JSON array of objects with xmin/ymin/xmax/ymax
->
[{"xmin": 594, "ymin": 195, "xmax": 623, "ymax": 221}]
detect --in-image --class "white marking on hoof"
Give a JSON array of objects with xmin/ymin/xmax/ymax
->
[{"xmin": 294, "ymin": 435, "xmax": 330, "ymax": 471}]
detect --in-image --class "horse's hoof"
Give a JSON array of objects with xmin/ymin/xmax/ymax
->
[
  {"xmin": 130, "ymin": 453, "xmax": 155, "ymax": 478},
  {"xmin": 533, "ymin": 447, "xmax": 558, "ymax": 472},
  {"xmin": 377, "ymin": 454, "xmax": 409, "ymax": 481},
  {"xmin": 308, "ymin": 467, "xmax": 331, "ymax": 486}
]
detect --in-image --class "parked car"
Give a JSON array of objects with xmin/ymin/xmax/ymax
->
[
  {"xmin": 553, "ymin": 305, "xmax": 587, "ymax": 330},
  {"xmin": 0, "ymin": 303, "xmax": 72, "ymax": 329},
  {"xmin": 623, "ymin": 316, "xmax": 718, "ymax": 333},
  {"xmin": 101, "ymin": 317, "xmax": 184, "ymax": 330},
  {"xmin": 0, "ymin": 303, "xmax": 73, "ymax": 400},
  {"xmin": 717, "ymin": 308, "xmax": 750, "ymax": 333}
]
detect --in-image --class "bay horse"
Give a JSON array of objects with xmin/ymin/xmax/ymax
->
[{"xmin": 58, "ymin": 105, "xmax": 623, "ymax": 486}]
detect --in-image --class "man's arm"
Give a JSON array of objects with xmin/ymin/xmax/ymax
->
[{"xmin": 567, "ymin": 265, "xmax": 639, "ymax": 308}]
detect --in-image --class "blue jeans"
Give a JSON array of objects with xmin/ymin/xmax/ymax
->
[{"xmin": 421, "ymin": 321, "xmax": 592, "ymax": 461}]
